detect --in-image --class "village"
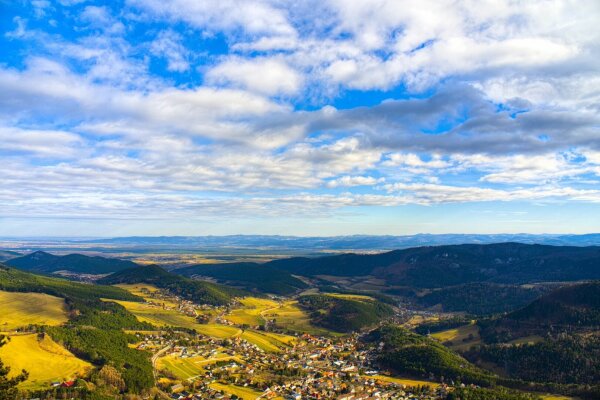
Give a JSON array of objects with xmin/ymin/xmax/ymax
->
[{"xmin": 130, "ymin": 287, "xmax": 452, "ymax": 400}]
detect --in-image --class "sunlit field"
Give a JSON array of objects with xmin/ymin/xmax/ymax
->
[
  {"xmin": 209, "ymin": 382, "xmax": 265, "ymax": 400},
  {"xmin": 367, "ymin": 374, "xmax": 440, "ymax": 388},
  {"xmin": 0, "ymin": 290, "xmax": 68, "ymax": 331},
  {"xmin": 0, "ymin": 334, "xmax": 91, "ymax": 389},
  {"xmin": 430, "ymin": 322, "xmax": 481, "ymax": 351}
]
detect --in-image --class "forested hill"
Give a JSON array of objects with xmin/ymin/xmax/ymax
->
[
  {"xmin": 98, "ymin": 264, "xmax": 246, "ymax": 306},
  {"xmin": 174, "ymin": 262, "xmax": 308, "ymax": 295},
  {"xmin": 505, "ymin": 281, "xmax": 600, "ymax": 327},
  {"xmin": 477, "ymin": 282, "xmax": 600, "ymax": 343},
  {"xmin": 5, "ymin": 250, "xmax": 138, "ymax": 274},
  {"xmin": 263, "ymin": 243, "xmax": 600, "ymax": 287}
]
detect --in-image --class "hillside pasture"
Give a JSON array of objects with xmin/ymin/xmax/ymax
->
[
  {"xmin": 225, "ymin": 297, "xmax": 278, "ymax": 326},
  {"xmin": 0, "ymin": 334, "xmax": 91, "ymax": 389},
  {"xmin": 430, "ymin": 323, "xmax": 481, "ymax": 351},
  {"xmin": 0, "ymin": 290, "xmax": 68, "ymax": 331},
  {"xmin": 263, "ymin": 300, "xmax": 335, "ymax": 336}
]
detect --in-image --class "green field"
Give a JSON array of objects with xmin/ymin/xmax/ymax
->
[
  {"xmin": 209, "ymin": 382, "xmax": 264, "ymax": 400},
  {"xmin": 0, "ymin": 334, "xmax": 91, "ymax": 389},
  {"xmin": 0, "ymin": 290, "xmax": 68, "ymax": 331}
]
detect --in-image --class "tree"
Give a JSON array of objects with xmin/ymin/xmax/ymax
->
[{"xmin": 0, "ymin": 335, "xmax": 28, "ymax": 400}]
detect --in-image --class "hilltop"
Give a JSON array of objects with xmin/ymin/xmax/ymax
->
[
  {"xmin": 263, "ymin": 243, "xmax": 600, "ymax": 287},
  {"xmin": 98, "ymin": 264, "xmax": 246, "ymax": 306},
  {"xmin": 174, "ymin": 262, "xmax": 308, "ymax": 295},
  {"xmin": 5, "ymin": 251, "xmax": 138, "ymax": 275}
]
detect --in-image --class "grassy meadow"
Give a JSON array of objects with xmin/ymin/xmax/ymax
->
[
  {"xmin": 0, "ymin": 334, "xmax": 91, "ymax": 389},
  {"xmin": 430, "ymin": 322, "xmax": 481, "ymax": 351},
  {"xmin": 0, "ymin": 290, "xmax": 68, "ymax": 331}
]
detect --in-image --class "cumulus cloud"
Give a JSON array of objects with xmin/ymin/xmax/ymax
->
[
  {"xmin": 0, "ymin": 0, "xmax": 599, "ymax": 230},
  {"xmin": 205, "ymin": 57, "xmax": 303, "ymax": 95}
]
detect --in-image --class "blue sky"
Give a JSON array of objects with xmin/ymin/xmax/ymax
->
[{"xmin": 1, "ymin": 0, "xmax": 599, "ymax": 236}]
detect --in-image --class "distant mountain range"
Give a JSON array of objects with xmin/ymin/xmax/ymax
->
[{"xmin": 76, "ymin": 233, "xmax": 600, "ymax": 250}]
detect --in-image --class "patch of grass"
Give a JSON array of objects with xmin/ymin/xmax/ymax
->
[
  {"xmin": 0, "ymin": 333, "xmax": 91, "ymax": 389},
  {"xmin": 209, "ymin": 382, "xmax": 264, "ymax": 400},
  {"xmin": 195, "ymin": 324, "xmax": 241, "ymax": 338},
  {"xmin": 0, "ymin": 290, "xmax": 68, "ymax": 331}
]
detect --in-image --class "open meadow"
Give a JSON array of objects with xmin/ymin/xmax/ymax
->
[
  {"xmin": 0, "ymin": 334, "xmax": 91, "ymax": 389},
  {"xmin": 430, "ymin": 322, "xmax": 481, "ymax": 351},
  {"xmin": 158, "ymin": 352, "xmax": 244, "ymax": 380},
  {"xmin": 0, "ymin": 290, "xmax": 68, "ymax": 331}
]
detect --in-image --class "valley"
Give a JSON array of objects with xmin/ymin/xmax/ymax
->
[{"xmin": 0, "ymin": 242, "xmax": 598, "ymax": 399}]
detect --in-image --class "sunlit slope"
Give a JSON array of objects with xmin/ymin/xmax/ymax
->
[
  {"xmin": 0, "ymin": 334, "xmax": 91, "ymax": 389},
  {"xmin": 0, "ymin": 290, "xmax": 68, "ymax": 331}
]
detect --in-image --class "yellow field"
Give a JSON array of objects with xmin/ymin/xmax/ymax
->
[
  {"xmin": 0, "ymin": 290, "xmax": 68, "ymax": 331},
  {"xmin": 367, "ymin": 374, "xmax": 439, "ymax": 388},
  {"xmin": 115, "ymin": 284, "xmax": 179, "ymax": 308},
  {"xmin": 430, "ymin": 323, "xmax": 480, "ymax": 351},
  {"xmin": 209, "ymin": 382, "xmax": 264, "ymax": 400},
  {"xmin": 0, "ymin": 334, "xmax": 91, "ymax": 389},
  {"xmin": 540, "ymin": 395, "xmax": 573, "ymax": 400},
  {"xmin": 195, "ymin": 324, "xmax": 241, "ymax": 338},
  {"xmin": 263, "ymin": 300, "xmax": 335, "ymax": 336},
  {"xmin": 226, "ymin": 297, "xmax": 278, "ymax": 326},
  {"xmin": 327, "ymin": 293, "xmax": 374, "ymax": 301},
  {"xmin": 239, "ymin": 330, "xmax": 296, "ymax": 352},
  {"xmin": 111, "ymin": 300, "xmax": 200, "ymax": 329},
  {"xmin": 158, "ymin": 353, "xmax": 244, "ymax": 380}
]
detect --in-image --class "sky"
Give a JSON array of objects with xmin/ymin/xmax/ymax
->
[{"xmin": 0, "ymin": 0, "xmax": 599, "ymax": 237}]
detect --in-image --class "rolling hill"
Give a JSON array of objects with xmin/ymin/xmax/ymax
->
[
  {"xmin": 173, "ymin": 262, "xmax": 308, "ymax": 295},
  {"xmin": 98, "ymin": 264, "xmax": 245, "ymax": 306},
  {"xmin": 262, "ymin": 243, "xmax": 600, "ymax": 288},
  {"xmin": 297, "ymin": 294, "xmax": 394, "ymax": 333},
  {"xmin": 5, "ymin": 251, "xmax": 138, "ymax": 275},
  {"xmin": 478, "ymin": 281, "xmax": 600, "ymax": 342}
]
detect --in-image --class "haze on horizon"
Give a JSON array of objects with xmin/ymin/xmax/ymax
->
[{"xmin": 1, "ymin": 1, "xmax": 599, "ymax": 237}]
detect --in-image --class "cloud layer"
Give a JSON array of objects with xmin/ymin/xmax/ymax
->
[{"xmin": 1, "ymin": 0, "xmax": 599, "ymax": 234}]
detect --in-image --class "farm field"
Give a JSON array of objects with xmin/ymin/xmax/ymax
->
[
  {"xmin": 157, "ymin": 353, "xmax": 244, "ymax": 380},
  {"xmin": 0, "ymin": 334, "xmax": 91, "ymax": 389},
  {"xmin": 263, "ymin": 300, "xmax": 335, "ymax": 336},
  {"xmin": 239, "ymin": 329, "xmax": 296, "ymax": 352},
  {"xmin": 115, "ymin": 283, "xmax": 180, "ymax": 308},
  {"xmin": 0, "ymin": 290, "xmax": 68, "ymax": 331},
  {"xmin": 112, "ymin": 298, "xmax": 295, "ymax": 350},
  {"xmin": 225, "ymin": 297, "xmax": 279, "ymax": 326},
  {"xmin": 430, "ymin": 322, "xmax": 480, "ymax": 351},
  {"xmin": 209, "ymin": 382, "xmax": 265, "ymax": 400},
  {"xmin": 367, "ymin": 374, "xmax": 440, "ymax": 388}
]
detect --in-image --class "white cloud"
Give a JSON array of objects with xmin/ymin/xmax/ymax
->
[
  {"xmin": 206, "ymin": 57, "xmax": 303, "ymax": 96},
  {"xmin": 149, "ymin": 29, "xmax": 190, "ymax": 72}
]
